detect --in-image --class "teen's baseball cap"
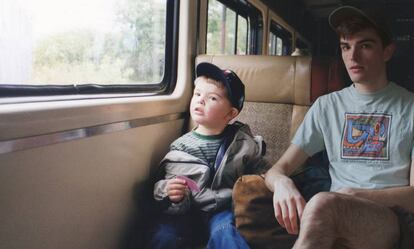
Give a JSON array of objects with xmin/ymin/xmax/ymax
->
[
  {"xmin": 196, "ymin": 62, "xmax": 245, "ymax": 111},
  {"xmin": 329, "ymin": 5, "xmax": 392, "ymax": 44}
]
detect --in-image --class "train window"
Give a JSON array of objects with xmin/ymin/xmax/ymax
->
[
  {"xmin": 206, "ymin": 0, "xmax": 262, "ymax": 55},
  {"xmin": 0, "ymin": 0, "xmax": 178, "ymax": 97},
  {"xmin": 268, "ymin": 20, "xmax": 292, "ymax": 56}
]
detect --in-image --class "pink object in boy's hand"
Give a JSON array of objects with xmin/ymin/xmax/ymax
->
[{"xmin": 176, "ymin": 175, "xmax": 201, "ymax": 192}]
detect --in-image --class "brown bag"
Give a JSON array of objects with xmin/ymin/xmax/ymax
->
[{"xmin": 233, "ymin": 175, "xmax": 296, "ymax": 249}]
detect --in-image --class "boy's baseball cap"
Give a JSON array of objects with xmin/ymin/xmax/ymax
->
[
  {"xmin": 196, "ymin": 62, "xmax": 245, "ymax": 111},
  {"xmin": 329, "ymin": 5, "xmax": 392, "ymax": 44}
]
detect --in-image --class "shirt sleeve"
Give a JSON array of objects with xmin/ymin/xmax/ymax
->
[{"xmin": 291, "ymin": 97, "xmax": 325, "ymax": 156}]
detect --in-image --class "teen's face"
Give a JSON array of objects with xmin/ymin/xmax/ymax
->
[
  {"xmin": 340, "ymin": 28, "xmax": 394, "ymax": 84},
  {"xmin": 190, "ymin": 79, "xmax": 237, "ymax": 131}
]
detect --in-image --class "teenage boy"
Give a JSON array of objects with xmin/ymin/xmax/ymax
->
[
  {"xmin": 147, "ymin": 62, "xmax": 269, "ymax": 249},
  {"xmin": 265, "ymin": 5, "xmax": 414, "ymax": 249}
]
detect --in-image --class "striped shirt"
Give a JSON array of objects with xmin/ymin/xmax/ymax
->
[{"xmin": 170, "ymin": 131, "xmax": 224, "ymax": 168}]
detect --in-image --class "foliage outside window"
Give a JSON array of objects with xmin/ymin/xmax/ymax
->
[
  {"xmin": 237, "ymin": 16, "xmax": 248, "ymax": 55},
  {"xmin": 0, "ymin": 0, "xmax": 167, "ymax": 85},
  {"xmin": 207, "ymin": 0, "xmax": 249, "ymax": 55},
  {"xmin": 269, "ymin": 34, "xmax": 283, "ymax": 55}
]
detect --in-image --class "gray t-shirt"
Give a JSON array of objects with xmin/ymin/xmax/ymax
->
[{"xmin": 292, "ymin": 82, "xmax": 414, "ymax": 191}]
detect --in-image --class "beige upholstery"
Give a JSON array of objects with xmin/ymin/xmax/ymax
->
[
  {"xmin": 196, "ymin": 55, "xmax": 311, "ymax": 105},
  {"xmin": 195, "ymin": 55, "xmax": 311, "ymax": 165}
]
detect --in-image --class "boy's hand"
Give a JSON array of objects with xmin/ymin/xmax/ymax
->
[{"xmin": 166, "ymin": 178, "xmax": 188, "ymax": 203}]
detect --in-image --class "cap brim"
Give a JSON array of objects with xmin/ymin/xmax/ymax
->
[{"xmin": 196, "ymin": 62, "xmax": 228, "ymax": 89}]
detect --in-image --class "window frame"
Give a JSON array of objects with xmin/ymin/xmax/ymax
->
[
  {"xmin": 206, "ymin": 0, "xmax": 263, "ymax": 55},
  {"xmin": 0, "ymin": 0, "xmax": 179, "ymax": 98},
  {"xmin": 268, "ymin": 20, "xmax": 292, "ymax": 56}
]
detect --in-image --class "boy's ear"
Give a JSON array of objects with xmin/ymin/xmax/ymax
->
[{"xmin": 227, "ymin": 107, "xmax": 239, "ymax": 120}]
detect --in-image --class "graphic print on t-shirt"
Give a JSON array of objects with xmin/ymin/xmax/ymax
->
[{"xmin": 341, "ymin": 113, "xmax": 391, "ymax": 160}]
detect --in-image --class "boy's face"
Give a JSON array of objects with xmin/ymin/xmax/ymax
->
[
  {"xmin": 340, "ymin": 28, "xmax": 394, "ymax": 85},
  {"xmin": 190, "ymin": 78, "xmax": 238, "ymax": 133}
]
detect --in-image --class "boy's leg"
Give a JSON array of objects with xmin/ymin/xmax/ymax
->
[
  {"xmin": 146, "ymin": 212, "xmax": 204, "ymax": 249},
  {"xmin": 207, "ymin": 209, "xmax": 250, "ymax": 249}
]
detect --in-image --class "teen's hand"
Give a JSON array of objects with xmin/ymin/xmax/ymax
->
[
  {"xmin": 166, "ymin": 178, "xmax": 188, "ymax": 203},
  {"xmin": 272, "ymin": 176, "xmax": 306, "ymax": 235}
]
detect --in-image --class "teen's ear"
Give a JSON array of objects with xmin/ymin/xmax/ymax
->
[
  {"xmin": 383, "ymin": 42, "xmax": 396, "ymax": 62},
  {"xmin": 227, "ymin": 107, "xmax": 239, "ymax": 121}
]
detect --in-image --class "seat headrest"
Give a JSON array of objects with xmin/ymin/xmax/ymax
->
[{"xmin": 196, "ymin": 55, "xmax": 311, "ymax": 106}]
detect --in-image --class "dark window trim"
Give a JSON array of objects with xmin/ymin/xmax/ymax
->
[
  {"xmin": 164, "ymin": 0, "xmax": 180, "ymax": 94},
  {"xmin": 234, "ymin": 12, "xmax": 238, "ymax": 54},
  {"xmin": 248, "ymin": 8, "xmax": 263, "ymax": 54},
  {"xmin": 0, "ymin": 0, "xmax": 179, "ymax": 98},
  {"xmin": 296, "ymin": 38, "xmax": 308, "ymax": 50}
]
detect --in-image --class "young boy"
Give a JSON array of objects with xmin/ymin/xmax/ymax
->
[{"xmin": 147, "ymin": 62, "xmax": 269, "ymax": 249}]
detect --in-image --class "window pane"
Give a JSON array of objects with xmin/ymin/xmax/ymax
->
[
  {"xmin": 207, "ymin": 0, "xmax": 222, "ymax": 54},
  {"xmin": 277, "ymin": 37, "xmax": 283, "ymax": 55},
  {"xmin": 237, "ymin": 16, "xmax": 248, "ymax": 55},
  {"xmin": 268, "ymin": 20, "xmax": 293, "ymax": 56},
  {"xmin": 268, "ymin": 32, "xmax": 277, "ymax": 55},
  {"xmin": 0, "ymin": 0, "xmax": 167, "ymax": 85},
  {"xmin": 207, "ymin": 0, "xmax": 237, "ymax": 55},
  {"xmin": 224, "ymin": 8, "xmax": 236, "ymax": 54}
]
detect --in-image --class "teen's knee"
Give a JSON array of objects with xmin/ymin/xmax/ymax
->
[{"xmin": 301, "ymin": 192, "xmax": 339, "ymax": 226}]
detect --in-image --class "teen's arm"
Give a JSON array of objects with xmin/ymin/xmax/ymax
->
[
  {"xmin": 265, "ymin": 143, "xmax": 309, "ymax": 235},
  {"xmin": 338, "ymin": 159, "xmax": 414, "ymax": 213}
]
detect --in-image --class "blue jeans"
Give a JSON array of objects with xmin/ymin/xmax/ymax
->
[
  {"xmin": 146, "ymin": 209, "xmax": 250, "ymax": 249},
  {"xmin": 207, "ymin": 210, "xmax": 250, "ymax": 249}
]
